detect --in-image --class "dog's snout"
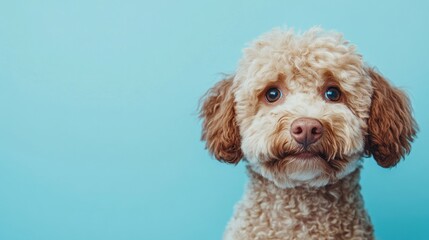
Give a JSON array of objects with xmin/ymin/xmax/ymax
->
[{"xmin": 290, "ymin": 118, "xmax": 323, "ymax": 147}]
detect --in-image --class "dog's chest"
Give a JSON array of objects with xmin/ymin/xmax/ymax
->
[{"xmin": 223, "ymin": 171, "xmax": 374, "ymax": 240}]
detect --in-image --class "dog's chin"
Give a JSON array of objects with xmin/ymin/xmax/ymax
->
[
  {"xmin": 253, "ymin": 151, "xmax": 361, "ymax": 188},
  {"xmin": 283, "ymin": 154, "xmax": 328, "ymax": 180}
]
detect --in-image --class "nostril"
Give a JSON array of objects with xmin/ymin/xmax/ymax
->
[
  {"xmin": 311, "ymin": 127, "xmax": 321, "ymax": 135},
  {"xmin": 294, "ymin": 126, "xmax": 303, "ymax": 134}
]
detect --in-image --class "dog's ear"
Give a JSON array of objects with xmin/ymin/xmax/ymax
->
[
  {"xmin": 365, "ymin": 68, "xmax": 417, "ymax": 168},
  {"xmin": 199, "ymin": 76, "xmax": 243, "ymax": 164}
]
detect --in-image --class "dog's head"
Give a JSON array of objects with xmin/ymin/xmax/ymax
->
[{"xmin": 200, "ymin": 28, "xmax": 417, "ymax": 188}]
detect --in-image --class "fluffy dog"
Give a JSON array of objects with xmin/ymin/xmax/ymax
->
[{"xmin": 200, "ymin": 28, "xmax": 417, "ymax": 239}]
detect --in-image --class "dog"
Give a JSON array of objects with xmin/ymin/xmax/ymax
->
[{"xmin": 199, "ymin": 28, "xmax": 417, "ymax": 239}]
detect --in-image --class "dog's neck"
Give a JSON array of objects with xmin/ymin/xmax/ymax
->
[
  {"xmin": 224, "ymin": 167, "xmax": 374, "ymax": 239},
  {"xmin": 246, "ymin": 166, "xmax": 361, "ymax": 199}
]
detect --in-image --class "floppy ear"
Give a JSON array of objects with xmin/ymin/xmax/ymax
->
[
  {"xmin": 199, "ymin": 76, "xmax": 243, "ymax": 164},
  {"xmin": 366, "ymin": 68, "xmax": 418, "ymax": 168}
]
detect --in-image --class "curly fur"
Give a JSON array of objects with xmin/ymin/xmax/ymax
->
[
  {"xmin": 365, "ymin": 68, "xmax": 418, "ymax": 167},
  {"xmin": 200, "ymin": 76, "xmax": 243, "ymax": 164},
  {"xmin": 224, "ymin": 167, "xmax": 373, "ymax": 240},
  {"xmin": 199, "ymin": 28, "xmax": 417, "ymax": 239}
]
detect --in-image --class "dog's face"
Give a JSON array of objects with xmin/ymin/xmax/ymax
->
[{"xmin": 200, "ymin": 29, "xmax": 417, "ymax": 188}]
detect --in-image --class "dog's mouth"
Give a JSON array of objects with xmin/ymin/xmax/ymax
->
[
  {"xmin": 291, "ymin": 151, "xmax": 323, "ymax": 160},
  {"xmin": 262, "ymin": 147, "xmax": 338, "ymax": 165},
  {"xmin": 277, "ymin": 149, "xmax": 330, "ymax": 162},
  {"xmin": 262, "ymin": 148, "xmax": 353, "ymax": 174}
]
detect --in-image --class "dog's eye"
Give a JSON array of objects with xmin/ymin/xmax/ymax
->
[
  {"xmin": 265, "ymin": 87, "xmax": 282, "ymax": 103},
  {"xmin": 324, "ymin": 87, "xmax": 341, "ymax": 101}
]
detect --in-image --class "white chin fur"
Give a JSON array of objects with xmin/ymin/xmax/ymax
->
[
  {"xmin": 288, "ymin": 169, "xmax": 323, "ymax": 182},
  {"xmin": 250, "ymin": 158, "xmax": 362, "ymax": 189}
]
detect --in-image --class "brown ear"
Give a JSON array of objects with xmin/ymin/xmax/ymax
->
[
  {"xmin": 366, "ymin": 68, "xmax": 418, "ymax": 168},
  {"xmin": 199, "ymin": 76, "xmax": 243, "ymax": 164}
]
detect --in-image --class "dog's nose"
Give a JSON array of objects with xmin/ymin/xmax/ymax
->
[{"xmin": 290, "ymin": 118, "xmax": 323, "ymax": 147}]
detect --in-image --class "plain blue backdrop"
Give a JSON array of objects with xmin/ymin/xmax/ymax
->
[{"xmin": 0, "ymin": 0, "xmax": 428, "ymax": 239}]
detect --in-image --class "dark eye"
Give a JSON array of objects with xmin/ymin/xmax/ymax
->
[
  {"xmin": 265, "ymin": 87, "xmax": 282, "ymax": 103},
  {"xmin": 324, "ymin": 87, "xmax": 341, "ymax": 101}
]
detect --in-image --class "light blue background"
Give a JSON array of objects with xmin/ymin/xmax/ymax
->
[{"xmin": 0, "ymin": 1, "xmax": 428, "ymax": 239}]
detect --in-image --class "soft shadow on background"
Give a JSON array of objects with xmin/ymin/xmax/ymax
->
[{"xmin": 0, "ymin": 1, "xmax": 428, "ymax": 239}]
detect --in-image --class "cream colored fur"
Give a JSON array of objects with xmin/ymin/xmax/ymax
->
[{"xmin": 235, "ymin": 28, "xmax": 371, "ymax": 188}]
